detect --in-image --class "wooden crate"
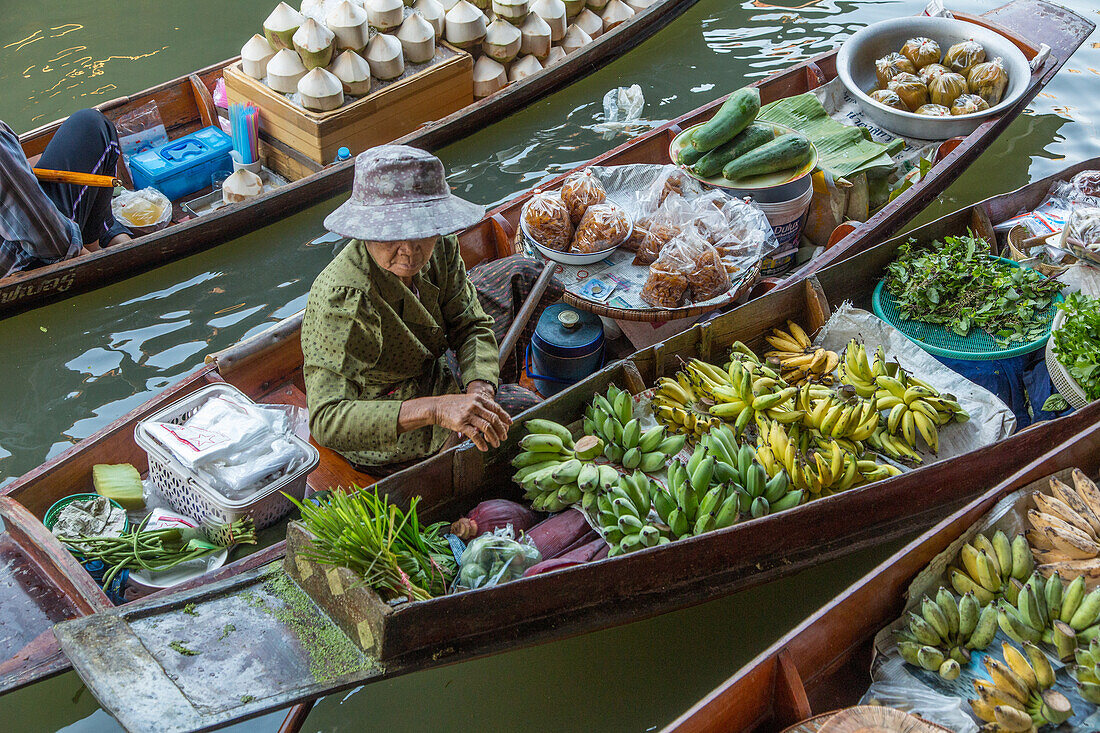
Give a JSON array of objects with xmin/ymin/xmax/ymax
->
[{"xmin": 224, "ymin": 43, "xmax": 473, "ymax": 168}]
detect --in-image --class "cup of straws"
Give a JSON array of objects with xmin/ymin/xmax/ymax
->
[{"xmin": 229, "ymin": 103, "xmax": 262, "ymax": 174}]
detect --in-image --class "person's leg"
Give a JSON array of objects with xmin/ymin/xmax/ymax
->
[
  {"xmin": 37, "ymin": 109, "xmax": 125, "ymax": 247},
  {"xmin": 467, "ymin": 254, "xmax": 564, "ymax": 384}
]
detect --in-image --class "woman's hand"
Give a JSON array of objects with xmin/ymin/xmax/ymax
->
[{"xmin": 432, "ymin": 391, "xmax": 511, "ymax": 451}]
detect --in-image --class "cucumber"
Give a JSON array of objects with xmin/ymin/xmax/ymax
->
[
  {"xmin": 691, "ymin": 124, "xmax": 775, "ymax": 178},
  {"xmin": 677, "ymin": 138, "xmax": 704, "ymax": 166},
  {"xmin": 722, "ymin": 133, "xmax": 813, "ymax": 181},
  {"xmin": 690, "ymin": 87, "xmax": 761, "ymax": 153}
]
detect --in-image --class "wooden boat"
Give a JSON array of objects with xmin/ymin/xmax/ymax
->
[
  {"xmin": 1, "ymin": 0, "xmax": 1088, "ymax": 319},
  {"xmin": 6, "ymin": 152, "xmax": 1097, "ymax": 728},
  {"xmin": 661, "ymin": 400, "xmax": 1100, "ymax": 733},
  {"xmin": 0, "ymin": 0, "xmax": 699, "ymax": 317}
]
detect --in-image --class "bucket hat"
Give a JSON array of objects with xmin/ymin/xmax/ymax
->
[{"xmin": 323, "ymin": 145, "xmax": 485, "ymax": 241}]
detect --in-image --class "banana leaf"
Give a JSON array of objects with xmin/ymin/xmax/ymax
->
[{"xmin": 759, "ymin": 92, "xmax": 904, "ymax": 178}]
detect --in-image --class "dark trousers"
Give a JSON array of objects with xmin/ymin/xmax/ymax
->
[{"xmin": 37, "ymin": 108, "xmax": 126, "ymax": 247}]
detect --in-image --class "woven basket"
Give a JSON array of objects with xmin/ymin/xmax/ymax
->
[
  {"xmin": 1005, "ymin": 224, "xmax": 1073, "ymax": 278},
  {"xmin": 1045, "ymin": 309, "xmax": 1091, "ymax": 409},
  {"xmin": 781, "ymin": 708, "xmax": 954, "ymax": 733}
]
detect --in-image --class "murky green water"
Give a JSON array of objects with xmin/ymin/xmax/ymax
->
[{"xmin": 1, "ymin": 0, "xmax": 1098, "ymax": 729}]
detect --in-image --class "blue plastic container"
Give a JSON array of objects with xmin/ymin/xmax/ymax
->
[
  {"xmin": 526, "ymin": 304, "xmax": 604, "ymax": 396},
  {"xmin": 128, "ymin": 126, "xmax": 233, "ymax": 201}
]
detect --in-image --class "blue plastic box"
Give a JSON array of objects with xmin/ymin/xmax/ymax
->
[{"xmin": 128, "ymin": 126, "xmax": 233, "ymax": 201}]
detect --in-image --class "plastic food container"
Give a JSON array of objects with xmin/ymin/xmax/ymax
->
[
  {"xmin": 526, "ymin": 304, "xmax": 605, "ymax": 396},
  {"xmin": 128, "ymin": 126, "xmax": 234, "ymax": 201},
  {"xmin": 134, "ymin": 383, "xmax": 319, "ymax": 545}
]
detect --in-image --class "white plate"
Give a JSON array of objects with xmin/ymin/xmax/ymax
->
[{"xmin": 128, "ymin": 548, "xmax": 228, "ymax": 590}]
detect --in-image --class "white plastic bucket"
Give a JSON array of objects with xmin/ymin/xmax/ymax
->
[{"xmin": 753, "ymin": 176, "xmax": 814, "ymax": 253}]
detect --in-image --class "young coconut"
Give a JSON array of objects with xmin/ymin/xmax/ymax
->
[
  {"xmin": 562, "ymin": 0, "xmax": 584, "ymax": 18},
  {"xmin": 544, "ymin": 45, "xmax": 566, "ymax": 65},
  {"xmin": 366, "ymin": 0, "xmax": 405, "ymax": 31},
  {"xmin": 530, "ymin": 0, "xmax": 566, "ymax": 42},
  {"xmin": 329, "ymin": 49, "xmax": 372, "ymax": 95},
  {"xmin": 599, "ymin": 0, "xmax": 633, "ymax": 32},
  {"xmin": 472, "ymin": 55, "xmax": 508, "ymax": 98},
  {"xmin": 560, "ymin": 23, "xmax": 590, "ymax": 54},
  {"xmin": 445, "ymin": 0, "xmax": 487, "ymax": 50},
  {"xmin": 266, "ymin": 48, "xmax": 309, "ymax": 93},
  {"xmin": 293, "ymin": 18, "xmax": 336, "ymax": 69},
  {"xmin": 327, "ymin": 0, "xmax": 370, "ymax": 51},
  {"xmin": 438, "ymin": 0, "xmax": 461, "ymax": 9},
  {"xmin": 572, "ymin": 7, "xmax": 602, "ymax": 38},
  {"xmin": 241, "ymin": 34, "xmax": 277, "ymax": 79},
  {"xmin": 264, "ymin": 2, "xmax": 304, "ymax": 50},
  {"xmin": 300, "ymin": 0, "xmax": 340, "ymax": 22},
  {"xmin": 492, "ymin": 0, "xmax": 529, "ymax": 23},
  {"xmin": 624, "ymin": 0, "xmax": 655, "ymax": 10},
  {"xmin": 298, "ymin": 66, "xmax": 345, "ymax": 110},
  {"xmin": 366, "ymin": 33, "xmax": 405, "ymax": 79},
  {"xmin": 466, "ymin": 0, "xmax": 492, "ymax": 13},
  {"xmin": 413, "ymin": 0, "xmax": 446, "ymax": 39},
  {"xmin": 397, "ymin": 12, "xmax": 436, "ymax": 63},
  {"xmin": 222, "ymin": 169, "xmax": 264, "ymax": 205},
  {"xmin": 519, "ymin": 12, "xmax": 551, "ymax": 59},
  {"xmin": 483, "ymin": 18, "xmax": 522, "ymax": 63},
  {"xmin": 508, "ymin": 53, "xmax": 543, "ymax": 82},
  {"xmin": 586, "ymin": 0, "xmax": 609, "ymax": 10}
]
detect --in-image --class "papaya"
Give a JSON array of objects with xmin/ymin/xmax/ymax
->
[
  {"xmin": 722, "ymin": 133, "xmax": 813, "ymax": 181},
  {"xmin": 691, "ymin": 124, "xmax": 775, "ymax": 178},
  {"xmin": 690, "ymin": 87, "xmax": 761, "ymax": 153}
]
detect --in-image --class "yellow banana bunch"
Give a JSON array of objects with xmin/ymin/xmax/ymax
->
[
  {"xmin": 651, "ymin": 375, "xmax": 720, "ymax": 438},
  {"xmin": 838, "ymin": 340, "xmax": 886, "ymax": 399},
  {"xmin": 969, "ymin": 642, "xmax": 1072, "ymax": 730},
  {"xmin": 762, "ymin": 320, "xmax": 839, "ymax": 386},
  {"xmin": 801, "ymin": 387, "xmax": 879, "ymax": 442},
  {"xmin": 947, "ymin": 530, "xmax": 1033, "ymax": 605},
  {"xmin": 755, "ymin": 421, "xmax": 899, "ymax": 497},
  {"xmin": 708, "ymin": 357, "xmax": 801, "ymax": 437}
]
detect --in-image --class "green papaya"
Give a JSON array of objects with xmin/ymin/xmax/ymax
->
[
  {"xmin": 690, "ymin": 87, "xmax": 761, "ymax": 153},
  {"xmin": 722, "ymin": 133, "xmax": 813, "ymax": 181},
  {"xmin": 692, "ymin": 124, "xmax": 775, "ymax": 178}
]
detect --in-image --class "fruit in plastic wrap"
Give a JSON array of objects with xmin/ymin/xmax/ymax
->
[
  {"xmin": 869, "ymin": 89, "xmax": 906, "ymax": 111},
  {"xmin": 521, "ymin": 190, "xmax": 573, "ymax": 251},
  {"xmin": 900, "ymin": 36, "xmax": 940, "ymax": 69},
  {"xmin": 949, "ymin": 93, "xmax": 990, "ymax": 116},
  {"xmin": 640, "ymin": 264, "xmax": 689, "ymax": 309},
  {"xmin": 560, "ymin": 169, "xmax": 607, "ymax": 225},
  {"xmin": 886, "ymin": 73, "xmax": 928, "ymax": 111},
  {"xmin": 874, "ymin": 52, "xmax": 916, "ymax": 87},
  {"xmin": 943, "ymin": 39, "xmax": 986, "ymax": 76},
  {"xmin": 967, "ymin": 57, "xmax": 1008, "ymax": 106},
  {"xmin": 928, "ymin": 71, "xmax": 968, "ymax": 107},
  {"xmin": 918, "ymin": 62, "xmax": 950, "ymax": 85},
  {"xmin": 571, "ymin": 203, "xmax": 631, "ymax": 253},
  {"xmin": 915, "ymin": 103, "xmax": 951, "ymax": 117},
  {"xmin": 688, "ymin": 245, "xmax": 731, "ymax": 302}
]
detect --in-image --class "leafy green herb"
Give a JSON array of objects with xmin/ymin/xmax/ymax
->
[
  {"xmin": 883, "ymin": 233, "xmax": 1062, "ymax": 346},
  {"xmin": 1052, "ymin": 292, "xmax": 1100, "ymax": 400},
  {"xmin": 169, "ymin": 641, "xmax": 200, "ymax": 656},
  {"xmin": 287, "ymin": 487, "xmax": 456, "ymax": 601}
]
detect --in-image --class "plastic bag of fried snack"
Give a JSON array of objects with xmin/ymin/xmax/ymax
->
[
  {"xmin": 572, "ymin": 202, "xmax": 631, "ymax": 253},
  {"xmin": 521, "ymin": 190, "xmax": 574, "ymax": 251},
  {"xmin": 560, "ymin": 169, "xmax": 607, "ymax": 225},
  {"xmin": 643, "ymin": 167, "xmax": 705, "ymax": 211}
]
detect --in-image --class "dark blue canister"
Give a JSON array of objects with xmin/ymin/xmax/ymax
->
[{"xmin": 527, "ymin": 304, "xmax": 604, "ymax": 396}]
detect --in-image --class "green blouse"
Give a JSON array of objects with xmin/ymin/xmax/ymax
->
[{"xmin": 302, "ymin": 235, "xmax": 498, "ymax": 467}]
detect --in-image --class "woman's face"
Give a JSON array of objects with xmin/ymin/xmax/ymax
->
[{"xmin": 364, "ymin": 237, "xmax": 435, "ymax": 282}]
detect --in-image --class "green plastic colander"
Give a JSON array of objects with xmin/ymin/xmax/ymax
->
[{"xmin": 871, "ymin": 256, "xmax": 1063, "ymax": 361}]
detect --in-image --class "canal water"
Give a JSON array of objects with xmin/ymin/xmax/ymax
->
[{"xmin": 1, "ymin": 0, "xmax": 1098, "ymax": 730}]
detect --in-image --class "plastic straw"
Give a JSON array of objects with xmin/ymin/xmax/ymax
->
[{"xmin": 229, "ymin": 103, "xmax": 260, "ymax": 165}]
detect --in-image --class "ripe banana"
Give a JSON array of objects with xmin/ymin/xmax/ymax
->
[{"xmin": 969, "ymin": 644, "xmax": 1073, "ymax": 730}]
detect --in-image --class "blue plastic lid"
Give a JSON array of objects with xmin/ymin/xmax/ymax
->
[
  {"xmin": 336, "ymin": 147, "xmax": 351, "ymax": 161},
  {"xmin": 533, "ymin": 304, "xmax": 603, "ymax": 358}
]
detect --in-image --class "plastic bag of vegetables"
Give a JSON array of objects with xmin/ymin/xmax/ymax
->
[{"xmin": 453, "ymin": 526, "xmax": 541, "ymax": 591}]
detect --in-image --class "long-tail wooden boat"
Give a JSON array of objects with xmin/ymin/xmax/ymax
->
[
  {"xmin": 661, "ymin": 404, "xmax": 1100, "ymax": 733},
  {"xmin": 0, "ymin": 0, "xmax": 699, "ymax": 317},
  {"xmin": 1, "ymin": 0, "xmax": 1088, "ymax": 318},
  {"xmin": 5, "ymin": 153, "xmax": 1097, "ymax": 729}
]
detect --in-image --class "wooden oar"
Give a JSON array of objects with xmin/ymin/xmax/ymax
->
[
  {"xmin": 498, "ymin": 261, "xmax": 559, "ymax": 371},
  {"xmin": 33, "ymin": 168, "xmax": 121, "ymax": 188}
]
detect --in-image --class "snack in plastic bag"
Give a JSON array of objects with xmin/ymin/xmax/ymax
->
[
  {"xmin": 641, "ymin": 231, "xmax": 714, "ymax": 308},
  {"xmin": 900, "ymin": 37, "xmax": 941, "ymax": 69},
  {"xmin": 875, "ymin": 52, "xmax": 916, "ymax": 87},
  {"xmin": 943, "ymin": 39, "xmax": 986, "ymax": 76},
  {"xmin": 640, "ymin": 262, "xmax": 689, "ymax": 309},
  {"xmin": 647, "ymin": 167, "xmax": 704, "ymax": 208},
  {"xmin": 560, "ymin": 169, "xmax": 607, "ymax": 225},
  {"xmin": 115, "ymin": 101, "xmax": 169, "ymax": 158},
  {"xmin": 967, "ymin": 57, "xmax": 1008, "ymax": 106},
  {"xmin": 521, "ymin": 190, "xmax": 573, "ymax": 251},
  {"xmin": 689, "ymin": 245, "xmax": 731, "ymax": 302},
  {"xmin": 572, "ymin": 202, "xmax": 631, "ymax": 253},
  {"xmin": 454, "ymin": 526, "xmax": 541, "ymax": 591},
  {"xmin": 112, "ymin": 188, "xmax": 172, "ymax": 235},
  {"xmin": 1070, "ymin": 170, "xmax": 1100, "ymax": 200}
]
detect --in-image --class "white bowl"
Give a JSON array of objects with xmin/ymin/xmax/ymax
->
[
  {"xmin": 520, "ymin": 210, "xmax": 632, "ymax": 265},
  {"xmin": 836, "ymin": 16, "xmax": 1031, "ymax": 140}
]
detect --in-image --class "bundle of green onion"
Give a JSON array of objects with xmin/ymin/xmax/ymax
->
[
  {"xmin": 60, "ymin": 516, "xmax": 257, "ymax": 586},
  {"xmin": 288, "ymin": 488, "xmax": 456, "ymax": 602}
]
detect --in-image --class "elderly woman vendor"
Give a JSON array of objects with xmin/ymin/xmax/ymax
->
[{"xmin": 302, "ymin": 145, "xmax": 561, "ymax": 473}]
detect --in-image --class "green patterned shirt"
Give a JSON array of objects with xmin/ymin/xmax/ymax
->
[{"xmin": 302, "ymin": 235, "xmax": 498, "ymax": 467}]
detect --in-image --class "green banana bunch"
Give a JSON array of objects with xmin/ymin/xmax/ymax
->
[
  {"xmin": 596, "ymin": 471, "xmax": 669, "ymax": 556},
  {"xmin": 705, "ymin": 356, "xmax": 803, "ymax": 437},
  {"xmin": 948, "ymin": 530, "xmax": 1034, "ymax": 605},
  {"xmin": 896, "ymin": 588, "xmax": 998, "ymax": 679},
  {"xmin": 512, "ymin": 420, "xmax": 603, "ymax": 513},
  {"xmin": 1071, "ymin": 637, "xmax": 1100, "ymax": 704},
  {"xmin": 587, "ymin": 384, "xmax": 687, "ymax": 471},
  {"xmin": 969, "ymin": 642, "xmax": 1072, "ymax": 731},
  {"xmin": 997, "ymin": 570, "xmax": 1071, "ymax": 645}
]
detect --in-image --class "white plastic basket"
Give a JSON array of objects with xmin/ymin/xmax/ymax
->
[
  {"xmin": 133, "ymin": 383, "xmax": 318, "ymax": 545},
  {"xmin": 1045, "ymin": 310, "xmax": 1091, "ymax": 410}
]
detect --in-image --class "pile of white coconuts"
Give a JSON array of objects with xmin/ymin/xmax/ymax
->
[{"xmin": 242, "ymin": 0, "xmax": 654, "ymax": 112}]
